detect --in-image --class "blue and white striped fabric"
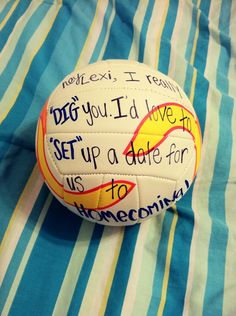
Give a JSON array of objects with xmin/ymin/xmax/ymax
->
[{"xmin": 0, "ymin": 1, "xmax": 235, "ymax": 315}]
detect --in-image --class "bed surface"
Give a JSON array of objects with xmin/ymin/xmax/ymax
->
[{"xmin": 0, "ymin": 1, "xmax": 235, "ymax": 315}]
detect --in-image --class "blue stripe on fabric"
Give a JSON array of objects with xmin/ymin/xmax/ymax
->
[
  {"xmin": 15, "ymin": 0, "xmax": 98, "ymax": 139},
  {"xmin": 185, "ymin": 4, "xmax": 198, "ymax": 62},
  {"xmin": 0, "ymin": 0, "xmax": 97, "ymax": 258},
  {"xmin": 68, "ymin": 224, "xmax": 104, "ymax": 316},
  {"xmin": 203, "ymin": 95, "xmax": 233, "ymax": 316},
  {"xmin": 216, "ymin": 0, "xmax": 232, "ymax": 94},
  {"xmin": 184, "ymin": 2, "xmax": 210, "ymax": 134},
  {"xmin": 0, "ymin": 0, "xmax": 31, "ymax": 51},
  {"xmin": 183, "ymin": 65, "xmax": 194, "ymax": 97},
  {"xmin": 70, "ymin": 3, "xmax": 143, "ymax": 314},
  {"xmin": 0, "ymin": 185, "xmax": 49, "ymax": 313},
  {"xmin": 103, "ymin": 0, "xmax": 139, "ymax": 59},
  {"xmin": 203, "ymin": 0, "xmax": 232, "ymax": 313},
  {"xmin": 104, "ymin": 224, "xmax": 140, "ymax": 316},
  {"xmin": 162, "ymin": 1, "xmax": 210, "ymax": 313},
  {"xmin": 199, "ymin": 0, "xmax": 211, "ymax": 16},
  {"xmin": 0, "ymin": 146, "xmax": 36, "ymax": 242},
  {"xmin": 8, "ymin": 198, "xmax": 83, "ymax": 316},
  {"xmin": 0, "ymin": 2, "xmax": 52, "ymax": 98},
  {"xmin": 0, "ymin": 0, "xmax": 96, "ymax": 169},
  {"xmin": 191, "ymin": 0, "xmax": 210, "ymax": 136},
  {"xmin": 0, "ymin": 0, "xmax": 72, "ymax": 236},
  {"xmin": 194, "ymin": 4, "xmax": 210, "ymax": 73},
  {"xmin": 158, "ymin": 0, "xmax": 179, "ymax": 74},
  {"xmin": 147, "ymin": 211, "xmax": 174, "ymax": 316},
  {"xmin": 163, "ymin": 197, "xmax": 194, "ymax": 316},
  {"xmin": 147, "ymin": 1, "xmax": 203, "ymax": 314},
  {"xmin": 146, "ymin": 2, "xmax": 195, "ymax": 312},
  {"xmin": 163, "ymin": 30, "xmax": 210, "ymax": 316},
  {"xmin": 138, "ymin": 0, "xmax": 155, "ymax": 62},
  {"xmin": 218, "ymin": 0, "xmax": 231, "ymax": 36},
  {"xmin": 192, "ymin": 72, "xmax": 208, "ymax": 135},
  {"xmin": 0, "ymin": 0, "xmax": 15, "ymax": 24},
  {"xmin": 216, "ymin": 34, "xmax": 231, "ymax": 94},
  {"xmin": 0, "ymin": 0, "xmax": 97, "ymax": 157},
  {"xmin": 90, "ymin": 0, "xmax": 113, "ymax": 63}
]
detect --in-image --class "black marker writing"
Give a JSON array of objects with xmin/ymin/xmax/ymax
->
[
  {"xmin": 146, "ymin": 74, "xmax": 182, "ymax": 98},
  {"xmin": 145, "ymin": 100, "xmax": 176, "ymax": 124},
  {"xmin": 82, "ymin": 101, "xmax": 108, "ymax": 126},
  {"xmin": 81, "ymin": 146, "xmax": 100, "ymax": 170},
  {"xmin": 66, "ymin": 176, "xmax": 84, "ymax": 192},
  {"xmin": 179, "ymin": 108, "xmax": 192, "ymax": 132},
  {"xmin": 123, "ymin": 71, "xmax": 140, "ymax": 82},
  {"xmin": 125, "ymin": 141, "xmax": 162, "ymax": 166},
  {"xmin": 165, "ymin": 143, "xmax": 188, "ymax": 165},
  {"xmin": 62, "ymin": 70, "xmax": 116, "ymax": 88},
  {"xmin": 105, "ymin": 178, "xmax": 128, "ymax": 200}
]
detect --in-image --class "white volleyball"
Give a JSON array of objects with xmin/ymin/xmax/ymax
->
[{"xmin": 36, "ymin": 60, "xmax": 201, "ymax": 226}]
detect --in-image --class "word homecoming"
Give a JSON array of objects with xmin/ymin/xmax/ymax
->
[{"xmin": 73, "ymin": 180, "xmax": 190, "ymax": 224}]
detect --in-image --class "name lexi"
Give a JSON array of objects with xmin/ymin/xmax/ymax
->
[
  {"xmin": 62, "ymin": 70, "xmax": 117, "ymax": 88},
  {"xmin": 62, "ymin": 70, "xmax": 182, "ymax": 99},
  {"xmin": 73, "ymin": 180, "xmax": 190, "ymax": 224}
]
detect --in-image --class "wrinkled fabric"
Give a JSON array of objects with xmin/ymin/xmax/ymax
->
[{"xmin": 0, "ymin": 1, "xmax": 235, "ymax": 315}]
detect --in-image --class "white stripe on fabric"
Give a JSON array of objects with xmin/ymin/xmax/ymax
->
[
  {"xmin": 128, "ymin": 0, "xmax": 149, "ymax": 61},
  {"xmin": 0, "ymin": 0, "xmax": 62, "ymax": 124},
  {"xmin": 120, "ymin": 220, "xmax": 151, "ymax": 316},
  {"xmin": 0, "ymin": 0, "xmax": 43, "ymax": 74},
  {"xmin": 131, "ymin": 217, "xmax": 166, "ymax": 316},
  {"xmin": 52, "ymin": 2, "xmax": 114, "ymax": 313},
  {"xmin": 75, "ymin": 0, "xmax": 109, "ymax": 69},
  {"xmin": 97, "ymin": 0, "xmax": 115, "ymax": 61},
  {"xmin": 122, "ymin": 1, "xmax": 187, "ymax": 313},
  {"xmin": 168, "ymin": 0, "xmax": 184, "ymax": 81},
  {"xmin": 0, "ymin": 166, "xmax": 43, "ymax": 286},
  {"xmin": 0, "ymin": 0, "xmax": 11, "ymax": 15},
  {"xmin": 223, "ymin": 100, "xmax": 236, "ymax": 316},
  {"xmin": 143, "ymin": 0, "xmax": 167, "ymax": 67},
  {"xmin": 183, "ymin": 0, "xmax": 224, "ymax": 316},
  {"xmin": 223, "ymin": 1, "xmax": 236, "ymax": 313},
  {"xmin": 228, "ymin": 0, "xmax": 236, "ymax": 96},
  {"xmin": 0, "ymin": 0, "xmax": 62, "ymax": 286},
  {"xmin": 184, "ymin": 87, "xmax": 222, "ymax": 316},
  {"xmin": 78, "ymin": 227, "xmax": 124, "ymax": 316},
  {"xmin": 183, "ymin": 1, "xmax": 222, "ymax": 314},
  {"xmin": 0, "ymin": 0, "xmax": 20, "ymax": 31},
  {"xmin": 1, "ymin": 194, "xmax": 53, "ymax": 315},
  {"xmin": 168, "ymin": 0, "xmax": 191, "ymax": 90},
  {"xmin": 203, "ymin": 2, "xmax": 221, "ymax": 86},
  {"xmin": 52, "ymin": 221, "xmax": 95, "ymax": 316}
]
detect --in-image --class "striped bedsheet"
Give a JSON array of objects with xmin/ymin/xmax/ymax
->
[{"xmin": 0, "ymin": 0, "xmax": 235, "ymax": 315}]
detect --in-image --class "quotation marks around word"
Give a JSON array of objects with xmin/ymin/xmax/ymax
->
[
  {"xmin": 72, "ymin": 95, "xmax": 79, "ymax": 102},
  {"xmin": 49, "ymin": 96, "xmax": 80, "ymax": 125},
  {"xmin": 50, "ymin": 135, "xmax": 83, "ymax": 161},
  {"xmin": 76, "ymin": 135, "xmax": 82, "ymax": 142}
]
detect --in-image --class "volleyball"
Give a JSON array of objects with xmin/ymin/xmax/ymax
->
[{"xmin": 35, "ymin": 60, "xmax": 201, "ymax": 226}]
